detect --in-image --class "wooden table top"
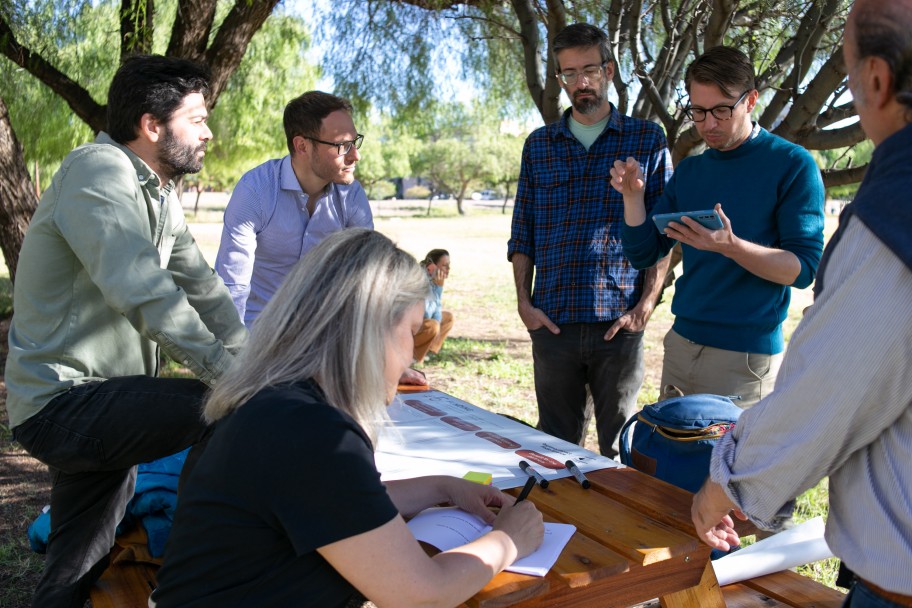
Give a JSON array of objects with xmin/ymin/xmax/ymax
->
[
  {"xmin": 458, "ymin": 465, "xmax": 723, "ymax": 608},
  {"xmin": 393, "ymin": 385, "xmax": 725, "ymax": 607}
]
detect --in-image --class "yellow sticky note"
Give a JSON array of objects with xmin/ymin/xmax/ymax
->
[{"xmin": 463, "ymin": 471, "xmax": 493, "ymax": 485}]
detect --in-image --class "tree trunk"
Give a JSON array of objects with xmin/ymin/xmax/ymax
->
[{"xmin": 0, "ymin": 95, "xmax": 39, "ymax": 284}]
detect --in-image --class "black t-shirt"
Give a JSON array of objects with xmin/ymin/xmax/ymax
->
[{"xmin": 152, "ymin": 380, "xmax": 399, "ymax": 607}]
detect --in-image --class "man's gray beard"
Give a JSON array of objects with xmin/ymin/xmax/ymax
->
[{"xmin": 572, "ymin": 89, "xmax": 605, "ymax": 115}]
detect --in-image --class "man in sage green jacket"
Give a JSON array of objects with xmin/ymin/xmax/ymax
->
[{"xmin": 4, "ymin": 56, "xmax": 246, "ymax": 608}]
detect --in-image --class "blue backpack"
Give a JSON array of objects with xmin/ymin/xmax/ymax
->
[{"xmin": 619, "ymin": 394, "xmax": 742, "ymax": 494}]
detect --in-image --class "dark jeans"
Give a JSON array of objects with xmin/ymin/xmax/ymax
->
[
  {"xmin": 12, "ymin": 375, "xmax": 212, "ymax": 608},
  {"xmin": 845, "ymin": 581, "xmax": 912, "ymax": 608},
  {"xmin": 530, "ymin": 323, "xmax": 645, "ymax": 458}
]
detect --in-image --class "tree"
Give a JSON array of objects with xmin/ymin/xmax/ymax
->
[
  {"xmin": 0, "ymin": 95, "xmax": 36, "ymax": 284},
  {"xmin": 0, "ymin": 0, "xmax": 282, "ymax": 281},
  {"xmin": 313, "ymin": 0, "xmax": 860, "ymax": 187},
  {"xmin": 413, "ymin": 138, "xmax": 484, "ymax": 215},
  {"xmin": 485, "ymin": 133, "xmax": 525, "ymax": 213},
  {"xmin": 355, "ymin": 115, "xmax": 416, "ymax": 198}
]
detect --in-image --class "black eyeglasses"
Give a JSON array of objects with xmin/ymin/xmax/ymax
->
[
  {"xmin": 306, "ymin": 134, "xmax": 364, "ymax": 156},
  {"xmin": 684, "ymin": 91, "xmax": 751, "ymax": 122},
  {"xmin": 557, "ymin": 63, "xmax": 607, "ymax": 86}
]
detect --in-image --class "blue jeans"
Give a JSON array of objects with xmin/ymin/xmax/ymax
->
[
  {"xmin": 845, "ymin": 580, "xmax": 912, "ymax": 608},
  {"xmin": 12, "ymin": 375, "xmax": 212, "ymax": 608},
  {"xmin": 530, "ymin": 323, "xmax": 644, "ymax": 457}
]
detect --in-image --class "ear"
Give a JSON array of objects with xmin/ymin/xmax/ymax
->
[
  {"xmin": 137, "ymin": 113, "xmax": 163, "ymax": 144},
  {"xmin": 292, "ymin": 135, "xmax": 311, "ymax": 157},
  {"xmin": 745, "ymin": 89, "xmax": 760, "ymax": 112},
  {"xmin": 867, "ymin": 56, "xmax": 895, "ymax": 109},
  {"xmin": 603, "ymin": 60, "xmax": 616, "ymax": 83}
]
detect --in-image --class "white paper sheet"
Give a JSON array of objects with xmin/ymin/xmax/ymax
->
[
  {"xmin": 378, "ymin": 390, "xmax": 619, "ymax": 489},
  {"xmin": 407, "ymin": 507, "xmax": 576, "ymax": 577},
  {"xmin": 711, "ymin": 516, "xmax": 834, "ymax": 586}
]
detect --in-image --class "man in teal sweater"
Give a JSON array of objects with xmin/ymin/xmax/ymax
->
[{"xmin": 610, "ymin": 46, "xmax": 824, "ymax": 407}]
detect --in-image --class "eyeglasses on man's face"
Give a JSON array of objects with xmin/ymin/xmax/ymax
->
[
  {"xmin": 557, "ymin": 63, "xmax": 607, "ymax": 86},
  {"xmin": 684, "ymin": 90, "xmax": 751, "ymax": 122},
  {"xmin": 306, "ymin": 133, "xmax": 364, "ymax": 156}
]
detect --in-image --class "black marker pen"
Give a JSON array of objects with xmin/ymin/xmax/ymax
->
[
  {"xmin": 565, "ymin": 459, "xmax": 591, "ymax": 489},
  {"xmin": 515, "ymin": 475, "xmax": 536, "ymax": 503},
  {"xmin": 519, "ymin": 460, "xmax": 550, "ymax": 488}
]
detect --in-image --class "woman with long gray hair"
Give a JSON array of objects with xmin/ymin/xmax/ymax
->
[{"xmin": 152, "ymin": 229, "xmax": 543, "ymax": 608}]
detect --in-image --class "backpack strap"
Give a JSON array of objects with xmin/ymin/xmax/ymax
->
[{"xmin": 618, "ymin": 410, "xmax": 640, "ymax": 466}]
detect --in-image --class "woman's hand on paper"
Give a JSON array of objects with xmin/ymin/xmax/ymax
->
[
  {"xmin": 692, "ymin": 479, "xmax": 746, "ymax": 551},
  {"xmin": 492, "ymin": 501, "xmax": 544, "ymax": 559},
  {"xmin": 443, "ymin": 478, "xmax": 511, "ymax": 525}
]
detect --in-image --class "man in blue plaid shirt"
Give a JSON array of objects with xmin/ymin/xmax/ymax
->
[{"xmin": 508, "ymin": 23, "xmax": 672, "ymax": 457}]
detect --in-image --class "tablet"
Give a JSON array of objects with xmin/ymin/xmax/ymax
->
[{"xmin": 653, "ymin": 209, "xmax": 723, "ymax": 233}]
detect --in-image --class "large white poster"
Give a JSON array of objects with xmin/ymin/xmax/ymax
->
[{"xmin": 376, "ymin": 390, "xmax": 620, "ymax": 489}]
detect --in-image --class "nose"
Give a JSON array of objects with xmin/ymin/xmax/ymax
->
[
  {"xmin": 575, "ymin": 74, "xmax": 593, "ymax": 87},
  {"xmin": 202, "ymin": 124, "xmax": 213, "ymax": 141},
  {"xmin": 702, "ymin": 113, "xmax": 720, "ymax": 129},
  {"xmin": 346, "ymin": 145, "xmax": 361, "ymax": 162}
]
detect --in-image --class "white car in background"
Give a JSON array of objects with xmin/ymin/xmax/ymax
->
[{"xmin": 470, "ymin": 189, "xmax": 499, "ymax": 200}]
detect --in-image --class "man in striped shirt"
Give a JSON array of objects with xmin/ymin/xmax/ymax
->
[
  {"xmin": 508, "ymin": 23, "xmax": 672, "ymax": 457},
  {"xmin": 692, "ymin": 0, "xmax": 912, "ymax": 604}
]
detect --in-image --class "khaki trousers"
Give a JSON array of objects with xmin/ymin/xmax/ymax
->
[
  {"xmin": 413, "ymin": 311, "xmax": 454, "ymax": 363},
  {"xmin": 660, "ymin": 329, "xmax": 783, "ymax": 408}
]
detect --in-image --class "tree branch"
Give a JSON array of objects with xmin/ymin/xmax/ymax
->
[
  {"xmin": 818, "ymin": 100, "xmax": 855, "ymax": 129},
  {"xmin": 167, "ymin": 0, "xmax": 218, "ymax": 61},
  {"xmin": 0, "ymin": 14, "xmax": 105, "ymax": 132},
  {"xmin": 758, "ymin": 0, "xmax": 843, "ymax": 129},
  {"xmin": 204, "ymin": 0, "xmax": 282, "ymax": 106},
  {"xmin": 704, "ymin": 0, "xmax": 736, "ymax": 49},
  {"xmin": 799, "ymin": 121, "xmax": 866, "ymax": 151},
  {"xmin": 773, "ymin": 46, "xmax": 847, "ymax": 144},
  {"xmin": 510, "ymin": 0, "xmax": 547, "ymax": 121},
  {"xmin": 823, "ymin": 164, "xmax": 867, "ymax": 188},
  {"xmin": 120, "ymin": 0, "xmax": 155, "ymax": 57}
]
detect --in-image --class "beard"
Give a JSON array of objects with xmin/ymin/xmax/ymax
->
[
  {"xmin": 570, "ymin": 81, "xmax": 608, "ymax": 115},
  {"xmin": 158, "ymin": 128, "xmax": 206, "ymax": 178}
]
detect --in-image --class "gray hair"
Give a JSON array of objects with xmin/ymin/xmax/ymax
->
[
  {"xmin": 851, "ymin": 0, "xmax": 912, "ymax": 119},
  {"xmin": 552, "ymin": 23, "xmax": 616, "ymax": 72},
  {"xmin": 204, "ymin": 229, "xmax": 427, "ymax": 443}
]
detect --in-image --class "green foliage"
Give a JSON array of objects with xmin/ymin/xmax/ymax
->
[
  {"xmin": 1, "ymin": 1, "xmax": 317, "ymax": 191},
  {"xmin": 0, "ymin": 2, "xmax": 117, "ymax": 189},
  {"xmin": 356, "ymin": 114, "xmax": 415, "ymax": 189},
  {"xmin": 203, "ymin": 12, "xmax": 318, "ymax": 187},
  {"xmin": 366, "ymin": 179, "xmax": 396, "ymax": 200}
]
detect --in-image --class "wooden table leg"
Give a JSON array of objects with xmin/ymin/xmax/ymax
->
[{"xmin": 659, "ymin": 561, "xmax": 726, "ymax": 608}]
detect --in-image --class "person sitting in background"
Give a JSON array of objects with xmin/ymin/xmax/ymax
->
[
  {"xmin": 413, "ymin": 248, "xmax": 455, "ymax": 363},
  {"xmin": 151, "ymin": 229, "xmax": 543, "ymax": 608}
]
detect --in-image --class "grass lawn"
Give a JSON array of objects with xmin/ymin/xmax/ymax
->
[{"xmin": 0, "ymin": 194, "xmax": 843, "ymax": 606}]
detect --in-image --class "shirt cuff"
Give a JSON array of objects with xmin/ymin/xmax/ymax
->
[{"xmin": 710, "ymin": 432, "xmax": 796, "ymax": 532}]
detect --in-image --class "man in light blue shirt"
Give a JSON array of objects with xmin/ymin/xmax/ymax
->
[{"xmin": 216, "ymin": 91, "xmax": 373, "ymax": 327}]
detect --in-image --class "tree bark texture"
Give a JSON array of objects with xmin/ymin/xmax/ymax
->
[{"xmin": 0, "ymin": 95, "xmax": 38, "ymax": 285}]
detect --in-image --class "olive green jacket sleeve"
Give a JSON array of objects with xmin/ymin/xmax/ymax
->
[{"xmin": 5, "ymin": 133, "xmax": 246, "ymax": 427}]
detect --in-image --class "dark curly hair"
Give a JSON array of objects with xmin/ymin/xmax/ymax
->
[{"xmin": 106, "ymin": 55, "xmax": 210, "ymax": 144}]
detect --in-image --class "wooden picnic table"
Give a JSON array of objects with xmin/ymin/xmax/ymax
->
[
  {"xmin": 396, "ymin": 384, "xmax": 724, "ymax": 608},
  {"xmin": 455, "ymin": 465, "xmax": 722, "ymax": 608}
]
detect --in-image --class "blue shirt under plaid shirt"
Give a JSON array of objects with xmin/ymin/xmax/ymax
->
[{"xmin": 508, "ymin": 105, "xmax": 672, "ymax": 324}]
